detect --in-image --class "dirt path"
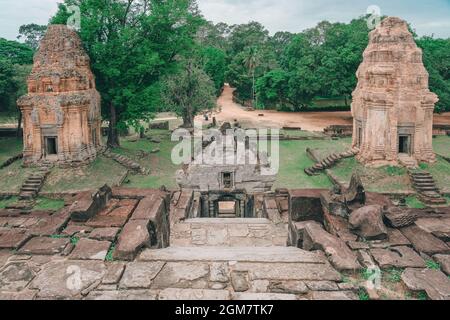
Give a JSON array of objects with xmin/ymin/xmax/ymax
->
[{"xmin": 198, "ymin": 85, "xmax": 450, "ymax": 131}]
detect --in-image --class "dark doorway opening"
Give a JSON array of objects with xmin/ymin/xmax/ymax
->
[
  {"xmin": 398, "ymin": 135, "xmax": 411, "ymax": 154},
  {"xmin": 222, "ymin": 172, "xmax": 233, "ymax": 189},
  {"xmin": 46, "ymin": 137, "xmax": 58, "ymax": 155}
]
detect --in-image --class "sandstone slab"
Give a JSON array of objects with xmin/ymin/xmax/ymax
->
[
  {"xmin": 19, "ymin": 237, "xmax": 69, "ymax": 255},
  {"xmin": 231, "ymin": 271, "xmax": 249, "ymax": 292},
  {"xmin": 310, "ymin": 291, "xmax": 358, "ymax": 300},
  {"xmin": 232, "ymin": 292, "xmax": 297, "ymax": 300},
  {"xmin": 0, "ymin": 262, "xmax": 36, "ymax": 291},
  {"xmin": 233, "ymin": 262, "xmax": 341, "ymax": 281},
  {"xmin": 30, "ymin": 260, "xmax": 106, "ymax": 299},
  {"xmin": 89, "ymin": 227, "xmax": 120, "ymax": 241},
  {"xmin": 102, "ymin": 262, "xmax": 126, "ymax": 284},
  {"xmin": 402, "ymin": 268, "xmax": 450, "ymax": 300},
  {"xmin": 370, "ymin": 246, "xmax": 425, "ymax": 268},
  {"xmin": 349, "ymin": 205, "xmax": 387, "ymax": 240},
  {"xmin": 269, "ymin": 281, "xmax": 308, "ymax": 294},
  {"xmin": 119, "ymin": 261, "xmax": 165, "ymax": 289},
  {"xmin": 86, "ymin": 289, "xmax": 158, "ymax": 300},
  {"xmin": 0, "ymin": 229, "xmax": 31, "ymax": 249},
  {"xmin": 151, "ymin": 262, "xmax": 209, "ymax": 289},
  {"xmin": 302, "ymin": 222, "xmax": 361, "ymax": 270},
  {"xmin": 400, "ymin": 226, "xmax": 449, "ymax": 255},
  {"xmin": 114, "ymin": 220, "xmax": 150, "ymax": 261},
  {"xmin": 69, "ymin": 238, "xmax": 111, "ymax": 261},
  {"xmin": 159, "ymin": 288, "xmax": 229, "ymax": 300},
  {"xmin": 433, "ymin": 254, "xmax": 450, "ymax": 276},
  {"xmin": 415, "ymin": 218, "xmax": 450, "ymax": 241}
]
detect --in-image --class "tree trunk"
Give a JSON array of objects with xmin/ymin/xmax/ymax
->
[
  {"xmin": 107, "ymin": 103, "xmax": 120, "ymax": 148},
  {"xmin": 183, "ymin": 106, "xmax": 194, "ymax": 129},
  {"xmin": 16, "ymin": 112, "xmax": 22, "ymax": 138}
]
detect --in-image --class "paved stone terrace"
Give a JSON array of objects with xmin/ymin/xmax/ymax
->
[{"xmin": 0, "ymin": 188, "xmax": 450, "ymax": 300}]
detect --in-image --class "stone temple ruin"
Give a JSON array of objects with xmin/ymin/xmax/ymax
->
[
  {"xmin": 351, "ymin": 17, "xmax": 438, "ymax": 167},
  {"xmin": 176, "ymin": 124, "xmax": 276, "ymax": 218},
  {"xmin": 17, "ymin": 25, "xmax": 102, "ymax": 167}
]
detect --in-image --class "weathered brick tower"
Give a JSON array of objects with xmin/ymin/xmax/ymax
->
[
  {"xmin": 17, "ymin": 25, "xmax": 102, "ymax": 167},
  {"xmin": 351, "ymin": 17, "xmax": 438, "ymax": 167}
]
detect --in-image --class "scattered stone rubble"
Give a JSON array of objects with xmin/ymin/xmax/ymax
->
[{"xmin": 0, "ymin": 178, "xmax": 449, "ymax": 300}]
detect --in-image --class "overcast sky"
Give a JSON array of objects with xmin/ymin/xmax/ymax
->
[{"xmin": 0, "ymin": 0, "xmax": 449, "ymax": 41}]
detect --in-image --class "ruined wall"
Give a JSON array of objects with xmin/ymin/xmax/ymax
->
[
  {"xmin": 351, "ymin": 17, "xmax": 438, "ymax": 166},
  {"xmin": 17, "ymin": 25, "xmax": 102, "ymax": 167}
]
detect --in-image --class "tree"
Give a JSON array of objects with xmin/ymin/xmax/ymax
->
[
  {"xmin": 51, "ymin": 0, "xmax": 203, "ymax": 147},
  {"xmin": 161, "ymin": 59, "xmax": 216, "ymax": 128},
  {"xmin": 17, "ymin": 24, "xmax": 47, "ymax": 50},
  {"xmin": 200, "ymin": 46, "xmax": 227, "ymax": 95},
  {"xmin": 417, "ymin": 37, "xmax": 450, "ymax": 112},
  {"xmin": 256, "ymin": 69, "xmax": 290, "ymax": 110},
  {"xmin": 0, "ymin": 59, "xmax": 17, "ymax": 113},
  {"xmin": 242, "ymin": 47, "xmax": 261, "ymax": 108},
  {"xmin": 0, "ymin": 38, "xmax": 34, "ymax": 65}
]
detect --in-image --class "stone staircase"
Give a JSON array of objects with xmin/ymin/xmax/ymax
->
[
  {"xmin": 408, "ymin": 170, "xmax": 446, "ymax": 205},
  {"xmin": 18, "ymin": 163, "xmax": 52, "ymax": 201},
  {"xmin": 305, "ymin": 148, "xmax": 358, "ymax": 176},
  {"xmin": 103, "ymin": 149, "xmax": 150, "ymax": 175},
  {"xmin": 398, "ymin": 154, "xmax": 418, "ymax": 169}
]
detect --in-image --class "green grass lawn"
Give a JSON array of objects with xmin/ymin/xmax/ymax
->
[
  {"xmin": 42, "ymin": 156, "xmax": 128, "ymax": 193},
  {"xmin": 434, "ymin": 136, "xmax": 450, "ymax": 158},
  {"xmin": 113, "ymin": 130, "xmax": 180, "ymax": 189},
  {"xmin": 0, "ymin": 196, "xmax": 19, "ymax": 209},
  {"xmin": 34, "ymin": 197, "xmax": 65, "ymax": 211}
]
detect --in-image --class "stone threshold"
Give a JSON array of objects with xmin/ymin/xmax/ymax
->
[
  {"xmin": 139, "ymin": 246, "xmax": 327, "ymax": 264},
  {"xmin": 185, "ymin": 218, "xmax": 271, "ymax": 224}
]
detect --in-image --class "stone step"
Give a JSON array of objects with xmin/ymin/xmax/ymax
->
[{"xmin": 139, "ymin": 246, "xmax": 328, "ymax": 264}]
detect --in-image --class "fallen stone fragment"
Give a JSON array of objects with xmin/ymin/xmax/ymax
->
[
  {"xmin": 433, "ymin": 254, "xmax": 450, "ymax": 275},
  {"xmin": 69, "ymin": 238, "xmax": 111, "ymax": 261},
  {"xmin": 114, "ymin": 220, "xmax": 150, "ymax": 261},
  {"xmin": 302, "ymin": 222, "xmax": 361, "ymax": 271},
  {"xmin": 400, "ymin": 226, "xmax": 449, "ymax": 255},
  {"xmin": 19, "ymin": 237, "xmax": 69, "ymax": 255},
  {"xmin": 415, "ymin": 218, "xmax": 450, "ymax": 241},
  {"xmin": 349, "ymin": 205, "xmax": 387, "ymax": 240},
  {"xmin": 401, "ymin": 268, "xmax": 450, "ymax": 300},
  {"xmin": 370, "ymin": 246, "xmax": 425, "ymax": 268}
]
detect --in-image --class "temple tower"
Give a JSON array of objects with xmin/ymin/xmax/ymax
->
[
  {"xmin": 351, "ymin": 17, "xmax": 438, "ymax": 167},
  {"xmin": 17, "ymin": 25, "xmax": 102, "ymax": 167}
]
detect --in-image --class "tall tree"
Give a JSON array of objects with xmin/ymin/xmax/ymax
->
[
  {"xmin": 51, "ymin": 0, "xmax": 203, "ymax": 147},
  {"xmin": 161, "ymin": 59, "xmax": 216, "ymax": 128},
  {"xmin": 17, "ymin": 24, "xmax": 47, "ymax": 50}
]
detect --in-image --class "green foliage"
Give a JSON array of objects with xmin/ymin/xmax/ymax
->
[
  {"xmin": 358, "ymin": 288, "xmax": 370, "ymax": 301},
  {"xmin": 0, "ymin": 196, "xmax": 18, "ymax": 209},
  {"xmin": 34, "ymin": 197, "xmax": 65, "ymax": 211},
  {"xmin": 405, "ymin": 196, "xmax": 427, "ymax": 209},
  {"xmin": 17, "ymin": 24, "xmax": 47, "ymax": 50},
  {"xmin": 419, "ymin": 163, "xmax": 430, "ymax": 170},
  {"xmin": 417, "ymin": 291, "xmax": 429, "ymax": 301},
  {"xmin": 71, "ymin": 236, "xmax": 80, "ymax": 245},
  {"xmin": 385, "ymin": 166, "xmax": 406, "ymax": 176},
  {"xmin": 385, "ymin": 268, "xmax": 404, "ymax": 283},
  {"xmin": 201, "ymin": 46, "xmax": 227, "ymax": 94},
  {"xmin": 0, "ymin": 38, "xmax": 34, "ymax": 65},
  {"xmin": 105, "ymin": 244, "xmax": 115, "ymax": 262},
  {"xmin": 426, "ymin": 260, "xmax": 441, "ymax": 270},
  {"xmin": 161, "ymin": 59, "xmax": 217, "ymax": 127}
]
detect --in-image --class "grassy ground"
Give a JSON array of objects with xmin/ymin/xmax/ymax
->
[
  {"xmin": 1, "ymin": 132, "xmax": 449, "ymax": 194},
  {"xmin": 434, "ymin": 136, "xmax": 450, "ymax": 158},
  {"xmin": 0, "ymin": 196, "xmax": 19, "ymax": 209},
  {"xmin": 113, "ymin": 130, "xmax": 180, "ymax": 189},
  {"xmin": 34, "ymin": 197, "xmax": 65, "ymax": 211},
  {"xmin": 42, "ymin": 156, "xmax": 127, "ymax": 193}
]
